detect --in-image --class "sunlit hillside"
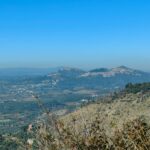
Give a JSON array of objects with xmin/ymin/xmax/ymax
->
[{"xmin": 1, "ymin": 83, "xmax": 150, "ymax": 150}]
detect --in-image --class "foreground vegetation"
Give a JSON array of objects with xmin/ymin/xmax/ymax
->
[{"xmin": 0, "ymin": 83, "xmax": 150, "ymax": 150}]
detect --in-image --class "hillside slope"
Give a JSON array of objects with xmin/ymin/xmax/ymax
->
[
  {"xmin": 62, "ymin": 91, "xmax": 150, "ymax": 137},
  {"xmin": 33, "ymin": 83, "xmax": 150, "ymax": 149},
  {"xmin": 1, "ymin": 83, "xmax": 150, "ymax": 150}
]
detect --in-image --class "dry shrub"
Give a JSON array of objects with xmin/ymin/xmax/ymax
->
[
  {"xmin": 113, "ymin": 118, "xmax": 150, "ymax": 150},
  {"xmin": 33, "ymin": 123, "xmax": 58, "ymax": 150},
  {"xmin": 33, "ymin": 116, "xmax": 150, "ymax": 150},
  {"xmin": 55, "ymin": 117, "xmax": 111, "ymax": 150},
  {"xmin": 28, "ymin": 95, "xmax": 150, "ymax": 150}
]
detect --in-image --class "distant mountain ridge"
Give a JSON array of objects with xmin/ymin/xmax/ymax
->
[
  {"xmin": 45, "ymin": 66, "xmax": 150, "ymax": 92},
  {"xmin": 47, "ymin": 66, "xmax": 149, "ymax": 78},
  {"xmin": 0, "ymin": 66, "xmax": 150, "ymax": 95},
  {"xmin": 81, "ymin": 66, "xmax": 143, "ymax": 78}
]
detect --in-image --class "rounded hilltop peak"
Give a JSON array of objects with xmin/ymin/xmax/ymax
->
[
  {"xmin": 117, "ymin": 66, "xmax": 131, "ymax": 70},
  {"xmin": 112, "ymin": 66, "xmax": 132, "ymax": 71},
  {"xmin": 111, "ymin": 66, "xmax": 136, "ymax": 75},
  {"xmin": 59, "ymin": 67, "xmax": 84, "ymax": 72},
  {"xmin": 90, "ymin": 68, "xmax": 109, "ymax": 73},
  {"xmin": 57, "ymin": 67, "xmax": 85, "ymax": 76}
]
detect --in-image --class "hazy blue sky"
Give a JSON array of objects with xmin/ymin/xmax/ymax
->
[{"xmin": 0, "ymin": 0, "xmax": 150, "ymax": 70}]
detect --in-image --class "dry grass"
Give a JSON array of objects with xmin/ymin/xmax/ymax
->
[
  {"xmin": 26, "ymin": 92, "xmax": 150, "ymax": 150},
  {"xmin": 9, "ymin": 92, "xmax": 150, "ymax": 149},
  {"xmin": 32, "ymin": 116, "xmax": 150, "ymax": 150},
  {"xmin": 62, "ymin": 93, "xmax": 150, "ymax": 137}
]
